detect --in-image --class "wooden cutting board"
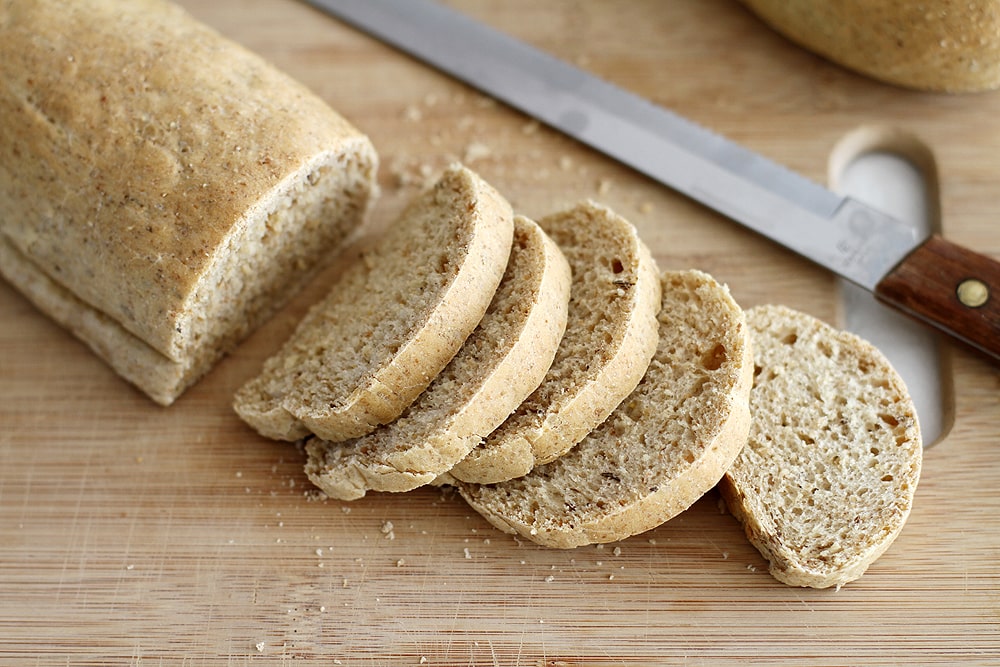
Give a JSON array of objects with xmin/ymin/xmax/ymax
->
[{"xmin": 2, "ymin": 1, "xmax": 999, "ymax": 664}]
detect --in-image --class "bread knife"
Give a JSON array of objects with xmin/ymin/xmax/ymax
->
[{"xmin": 302, "ymin": 0, "xmax": 1000, "ymax": 364}]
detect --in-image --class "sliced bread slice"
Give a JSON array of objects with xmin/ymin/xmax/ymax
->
[
  {"xmin": 458, "ymin": 270, "xmax": 753, "ymax": 548},
  {"xmin": 234, "ymin": 164, "xmax": 514, "ymax": 441},
  {"xmin": 446, "ymin": 201, "xmax": 662, "ymax": 484},
  {"xmin": 718, "ymin": 304, "xmax": 922, "ymax": 589},
  {"xmin": 304, "ymin": 215, "xmax": 572, "ymax": 500}
]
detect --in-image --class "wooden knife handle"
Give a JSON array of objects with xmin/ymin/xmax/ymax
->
[{"xmin": 875, "ymin": 235, "xmax": 1000, "ymax": 364}]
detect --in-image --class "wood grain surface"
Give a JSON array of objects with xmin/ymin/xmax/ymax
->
[{"xmin": 2, "ymin": 1, "xmax": 1000, "ymax": 664}]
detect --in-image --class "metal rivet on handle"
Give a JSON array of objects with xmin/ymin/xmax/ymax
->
[{"xmin": 956, "ymin": 278, "xmax": 990, "ymax": 308}]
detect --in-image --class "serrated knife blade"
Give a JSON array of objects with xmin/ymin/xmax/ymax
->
[{"xmin": 303, "ymin": 0, "xmax": 1000, "ymax": 364}]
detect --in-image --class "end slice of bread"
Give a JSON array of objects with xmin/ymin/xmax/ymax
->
[
  {"xmin": 233, "ymin": 164, "xmax": 514, "ymax": 441},
  {"xmin": 447, "ymin": 201, "xmax": 662, "ymax": 484},
  {"xmin": 304, "ymin": 215, "xmax": 572, "ymax": 500},
  {"xmin": 458, "ymin": 270, "xmax": 753, "ymax": 548},
  {"xmin": 719, "ymin": 304, "xmax": 922, "ymax": 589}
]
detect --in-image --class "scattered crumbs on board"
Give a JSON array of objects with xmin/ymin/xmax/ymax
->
[
  {"xmin": 463, "ymin": 140, "xmax": 493, "ymax": 163},
  {"xmin": 387, "ymin": 90, "xmax": 633, "ymax": 208},
  {"xmin": 303, "ymin": 489, "xmax": 328, "ymax": 502}
]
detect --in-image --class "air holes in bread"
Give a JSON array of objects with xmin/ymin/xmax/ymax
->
[{"xmin": 702, "ymin": 343, "xmax": 727, "ymax": 371}]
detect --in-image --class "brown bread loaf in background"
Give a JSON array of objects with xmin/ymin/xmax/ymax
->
[{"xmin": 740, "ymin": 0, "xmax": 1000, "ymax": 92}]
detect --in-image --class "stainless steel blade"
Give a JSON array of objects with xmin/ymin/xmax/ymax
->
[{"xmin": 303, "ymin": 0, "xmax": 924, "ymax": 291}]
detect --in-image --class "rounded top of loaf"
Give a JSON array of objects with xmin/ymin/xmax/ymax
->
[
  {"xmin": 0, "ymin": 0, "xmax": 374, "ymax": 360},
  {"xmin": 740, "ymin": 0, "xmax": 1000, "ymax": 92}
]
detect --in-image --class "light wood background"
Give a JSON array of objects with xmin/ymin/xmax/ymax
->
[{"xmin": 2, "ymin": 1, "xmax": 999, "ymax": 664}]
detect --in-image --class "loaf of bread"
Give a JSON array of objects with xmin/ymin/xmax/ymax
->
[
  {"xmin": 234, "ymin": 164, "xmax": 515, "ymax": 442},
  {"xmin": 458, "ymin": 270, "xmax": 753, "ymax": 548},
  {"xmin": 740, "ymin": 0, "xmax": 1000, "ymax": 92},
  {"xmin": 0, "ymin": 0, "xmax": 378, "ymax": 405},
  {"xmin": 305, "ymin": 215, "xmax": 571, "ymax": 500},
  {"xmin": 446, "ymin": 202, "xmax": 662, "ymax": 484},
  {"xmin": 719, "ymin": 305, "xmax": 922, "ymax": 588}
]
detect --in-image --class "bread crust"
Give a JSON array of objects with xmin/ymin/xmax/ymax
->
[
  {"xmin": 740, "ymin": 0, "xmax": 1000, "ymax": 92},
  {"xmin": 459, "ymin": 270, "xmax": 753, "ymax": 548},
  {"xmin": 719, "ymin": 305, "xmax": 922, "ymax": 588},
  {"xmin": 234, "ymin": 165, "xmax": 515, "ymax": 442},
  {"xmin": 448, "ymin": 202, "xmax": 662, "ymax": 483},
  {"xmin": 304, "ymin": 216, "xmax": 571, "ymax": 499},
  {"xmin": 0, "ymin": 237, "xmax": 195, "ymax": 405},
  {"xmin": 0, "ymin": 0, "xmax": 377, "ymax": 403}
]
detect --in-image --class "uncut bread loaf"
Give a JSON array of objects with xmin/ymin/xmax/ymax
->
[
  {"xmin": 459, "ymin": 270, "xmax": 753, "ymax": 548},
  {"xmin": 739, "ymin": 0, "xmax": 1000, "ymax": 92},
  {"xmin": 719, "ymin": 305, "xmax": 922, "ymax": 589},
  {"xmin": 234, "ymin": 164, "xmax": 515, "ymax": 442},
  {"xmin": 304, "ymin": 216, "xmax": 571, "ymax": 500},
  {"xmin": 446, "ymin": 201, "xmax": 662, "ymax": 484},
  {"xmin": 0, "ymin": 0, "xmax": 378, "ymax": 405}
]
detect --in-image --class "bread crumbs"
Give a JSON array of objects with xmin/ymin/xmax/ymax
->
[
  {"xmin": 403, "ymin": 104, "xmax": 423, "ymax": 122},
  {"xmin": 463, "ymin": 141, "xmax": 492, "ymax": 163}
]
